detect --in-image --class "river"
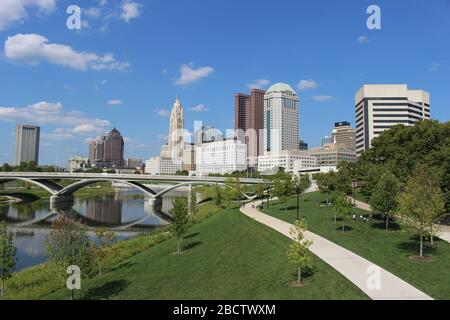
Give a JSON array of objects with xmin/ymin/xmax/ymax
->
[{"xmin": 0, "ymin": 188, "xmax": 189, "ymax": 271}]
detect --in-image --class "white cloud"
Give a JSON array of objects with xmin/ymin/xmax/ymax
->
[
  {"xmin": 298, "ymin": 79, "xmax": 318, "ymax": 91},
  {"xmin": 4, "ymin": 34, "xmax": 130, "ymax": 71},
  {"xmin": 0, "ymin": 0, "xmax": 57, "ymax": 31},
  {"xmin": 155, "ymin": 109, "xmax": 169, "ymax": 117},
  {"xmin": 358, "ymin": 36, "xmax": 370, "ymax": 44},
  {"xmin": 0, "ymin": 101, "xmax": 111, "ymax": 134},
  {"xmin": 247, "ymin": 79, "xmax": 270, "ymax": 90},
  {"xmin": 107, "ymin": 99, "xmax": 123, "ymax": 106},
  {"xmin": 175, "ymin": 63, "xmax": 214, "ymax": 85},
  {"xmin": 311, "ymin": 95, "xmax": 334, "ymax": 102},
  {"xmin": 189, "ymin": 104, "xmax": 208, "ymax": 112},
  {"xmin": 72, "ymin": 124, "xmax": 106, "ymax": 134},
  {"xmin": 120, "ymin": 1, "xmax": 142, "ymax": 22},
  {"xmin": 84, "ymin": 7, "xmax": 102, "ymax": 18}
]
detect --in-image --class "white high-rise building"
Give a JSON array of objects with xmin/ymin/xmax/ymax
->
[
  {"xmin": 355, "ymin": 84, "xmax": 430, "ymax": 155},
  {"xmin": 196, "ymin": 139, "xmax": 247, "ymax": 176},
  {"xmin": 263, "ymin": 83, "xmax": 299, "ymax": 154},
  {"xmin": 162, "ymin": 98, "xmax": 184, "ymax": 160},
  {"xmin": 14, "ymin": 125, "xmax": 40, "ymax": 166}
]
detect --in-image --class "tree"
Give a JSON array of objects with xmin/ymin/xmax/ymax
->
[
  {"xmin": 213, "ymin": 184, "xmax": 223, "ymax": 207},
  {"xmin": 369, "ymin": 171, "xmax": 401, "ymax": 230},
  {"xmin": 255, "ymin": 183, "xmax": 265, "ymax": 200},
  {"xmin": 274, "ymin": 175, "xmax": 294, "ymax": 211},
  {"xmin": 316, "ymin": 172, "xmax": 337, "ymax": 204},
  {"xmin": 0, "ymin": 221, "xmax": 16, "ymax": 296},
  {"xmin": 93, "ymin": 228, "xmax": 117, "ymax": 276},
  {"xmin": 332, "ymin": 192, "xmax": 353, "ymax": 232},
  {"xmin": 299, "ymin": 175, "xmax": 312, "ymax": 201},
  {"xmin": 189, "ymin": 189, "xmax": 199, "ymax": 221},
  {"xmin": 170, "ymin": 198, "xmax": 189, "ymax": 254},
  {"xmin": 287, "ymin": 219, "xmax": 313, "ymax": 285},
  {"xmin": 45, "ymin": 216, "xmax": 94, "ymax": 300},
  {"xmin": 396, "ymin": 167, "xmax": 446, "ymax": 256}
]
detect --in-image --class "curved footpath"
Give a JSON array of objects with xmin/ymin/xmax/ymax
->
[
  {"xmin": 240, "ymin": 201, "xmax": 433, "ymax": 300},
  {"xmin": 351, "ymin": 198, "xmax": 450, "ymax": 244}
]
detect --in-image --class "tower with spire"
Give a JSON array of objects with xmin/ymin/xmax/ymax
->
[{"xmin": 164, "ymin": 97, "xmax": 185, "ymax": 161}]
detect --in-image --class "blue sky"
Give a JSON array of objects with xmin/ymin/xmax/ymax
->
[{"xmin": 0, "ymin": 0, "xmax": 449, "ymax": 166}]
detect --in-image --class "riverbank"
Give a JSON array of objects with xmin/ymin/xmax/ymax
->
[
  {"xmin": 45, "ymin": 204, "xmax": 367, "ymax": 300},
  {"xmin": 0, "ymin": 196, "xmax": 224, "ymax": 300}
]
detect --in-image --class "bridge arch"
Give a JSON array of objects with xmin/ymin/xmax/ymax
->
[
  {"xmin": 154, "ymin": 181, "xmax": 219, "ymax": 199},
  {"xmin": 0, "ymin": 177, "xmax": 62, "ymax": 195},
  {"xmin": 56, "ymin": 179, "xmax": 157, "ymax": 197}
]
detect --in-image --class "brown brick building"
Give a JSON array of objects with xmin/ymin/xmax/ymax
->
[{"xmin": 234, "ymin": 88, "xmax": 266, "ymax": 167}]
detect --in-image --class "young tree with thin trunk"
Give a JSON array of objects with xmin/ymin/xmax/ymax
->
[
  {"xmin": 93, "ymin": 228, "xmax": 117, "ymax": 276},
  {"xmin": 332, "ymin": 192, "xmax": 353, "ymax": 232},
  {"xmin": 396, "ymin": 167, "xmax": 446, "ymax": 257},
  {"xmin": 189, "ymin": 189, "xmax": 199, "ymax": 221},
  {"xmin": 170, "ymin": 198, "xmax": 189, "ymax": 254},
  {"xmin": 370, "ymin": 171, "xmax": 400, "ymax": 231},
  {"xmin": 45, "ymin": 216, "xmax": 94, "ymax": 300},
  {"xmin": 0, "ymin": 221, "xmax": 16, "ymax": 296},
  {"xmin": 287, "ymin": 219, "xmax": 313, "ymax": 285}
]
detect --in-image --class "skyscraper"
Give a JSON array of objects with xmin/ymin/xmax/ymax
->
[
  {"xmin": 14, "ymin": 125, "xmax": 40, "ymax": 166},
  {"xmin": 89, "ymin": 128, "xmax": 124, "ymax": 168},
  {"xmin": 263, "ymin": 83, "xmax": 299, "ymax": 153},
  {"xmin": 355, "ymin": 84, "xmax": 430, "ymax": 155},
  {"xmin": 103, "ymin": 128, "xmax": 125, "ymax": 167},
  {"xmin": 332, "ymin": 122, "xmax": 356, "ymax": 151},
  {"xmin": 164, "ymin": 98, "xmax": 184, "ymax": 161},
  {"xmin": 234, "ymin": 89, "xmax": 266, "ymax": 166}
]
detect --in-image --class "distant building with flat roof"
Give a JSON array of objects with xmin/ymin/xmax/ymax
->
[{"xmin": 14, "ymin": 125, "xmax": 40, "ymax": 166}]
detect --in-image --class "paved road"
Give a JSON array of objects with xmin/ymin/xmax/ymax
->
[
  {"xmin": 350, "ymin": 197, "xmax": 450, "ymax": 244},
  {"xmin": 240, "ymin": 201, "xmax": 433, "ymax": 300}
]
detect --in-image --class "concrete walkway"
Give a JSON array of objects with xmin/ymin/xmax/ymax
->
[
  {"xmin": 240, "ymin": 201, "xmax": 433, "ymax": 300},
  {"xmin": 350, "ymin": 197, "xmax": 450, "ymax": 244}
]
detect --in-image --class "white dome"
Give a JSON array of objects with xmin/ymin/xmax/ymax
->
[{"xmin": 267, "ymin": 82, "xmax": 296, "ymax": 94}]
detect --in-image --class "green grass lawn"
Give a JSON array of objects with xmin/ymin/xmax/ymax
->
[
  {"xmin": 262, "ymin": 192, "xmax": 450, "ymax": 300},
  {"xmin": 45, "ymin": 206, "xmax": 368, "ymax": 300}
]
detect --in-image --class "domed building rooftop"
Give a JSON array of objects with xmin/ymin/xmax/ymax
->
[{"xmin": 266, "ymin": 82, "xmax": 296, "ymax": 94}]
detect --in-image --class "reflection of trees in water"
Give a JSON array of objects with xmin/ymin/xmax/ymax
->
[{"xmin": 8, "ymin": 201, "xmax": 49, "ymax": 221}]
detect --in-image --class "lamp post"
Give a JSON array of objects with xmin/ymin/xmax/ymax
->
[{"xmin": 296, "ymin": 181, "xmax": 300, "ymax": 221}]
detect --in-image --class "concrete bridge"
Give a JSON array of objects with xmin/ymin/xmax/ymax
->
[{"xmin": 0, "ymin": 172, "xmax": 264, "ymax": 206}]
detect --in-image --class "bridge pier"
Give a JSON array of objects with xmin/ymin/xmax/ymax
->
[
  {"xmin": 50, "ymin": 195, "xmax": 75, "ymax": 207},
  {"xmin": 147, "ymin": 197, "xmax": 163, "ymax": 210}
]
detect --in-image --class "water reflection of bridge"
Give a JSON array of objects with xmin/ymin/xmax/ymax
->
[{"xmin": 5, "ymin": 197, "xmax": 172, "ymax": 231}]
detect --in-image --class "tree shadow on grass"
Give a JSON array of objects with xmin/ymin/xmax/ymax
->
[
  {"xmin": 107, "ymin": 261, "xmax": 137, "ymax": 273},
  {"xmin": 397, "ymin": 236, "xmax": 437, "ymax": 256},
  {"xmin": 184, "ymin": 232, "xmax": 199, "ymax": 240},
  {"xmin": 370, "ymin": 221, "xmax": 401, "ymax": 231},
  {"xmin": 335, "ymin": 225, "xmax": 354, "ymax": 232},
  {"xmin": 290, "ymin": 266, "xmax": 316, "ymax": 281},
  {"xmin": 183, "ymin": 241, "xmax": 202, "ymax": 251},
  {"xmin": 83, "ymin": 279, "xmax": 130, "ymax": 300}
]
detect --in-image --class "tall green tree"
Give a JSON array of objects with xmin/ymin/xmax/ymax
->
[
  {"xmin": 170, "ymin": 198, "xmax": 189, "ymax": 254},
  {"xmin": 287, "ymin": 219, "xmax": 313, "ymax": 285},
  {"xmin": 396, "ymin": 167, "xmax": 446, "ymax": 257},
  {"xmin": 274, "ymin": 175, "xmax": 294, "ymax": 211},
  {"xmin": 332, "ymin": 192, "xmax": 353, "ymax": 232},
  {"xmin": 0, "ymin": 221, "xmax": 16, "ymax": 296},
  {"xmin": 369, "ymin": 171, "xmax": 401, "ymax": 231}
]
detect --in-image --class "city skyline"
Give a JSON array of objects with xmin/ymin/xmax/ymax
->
[{"xmin": 0, "ymin": 0, "xmax": 449, "ymax": 166}]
